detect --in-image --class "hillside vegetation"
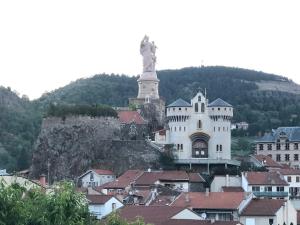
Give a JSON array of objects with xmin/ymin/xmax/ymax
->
[{"xmin": 1, "ymin": 66, "xmax": 300, "ymax": 171}]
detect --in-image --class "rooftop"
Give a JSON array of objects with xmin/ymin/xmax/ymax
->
[
  {"xmin": 256, "ymin": 127, "xmax": 300, "ymax": 142},
  {"xmin": 167, "ymin": 98, "xmax": 191, "ymax": 108},
  {"xmin": 222, "ymin": 186, "xmax": 244, "ymax": 192},
  {"xmin": 208, "ymin": 98, "xmax": 232, "ymax": 107},
  {"xmin": 243, "ymin": 171, "xmax": 288, "ymax": 186},
  {"xmin": 135, "ymin": 171, "xmax": 189, "ymax": 186},
  {"xmin": 251, "ymin": 154, "xmax": 283, "ymax": 168},
  {"xmin": 171, "ymin": 192, "xmax": 245, "ymax": 210},
  {"xmin": 86, "ymin": 195, "xmax": 113, "ymax": 204},
  {"xmin": 118, "ymin": 111, "xmax": 147, "ymax": 125},
  {"xmin": 241, "ymin": 199, "xmax": 285, "ymax": 216}
]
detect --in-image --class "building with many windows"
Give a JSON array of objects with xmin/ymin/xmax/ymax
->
[
  {"xmin": 154, "ymin": 91, "xmax": 240, "ymax": 168},
  {"xmin": 255, "ymin": 127, "xmax": 300, "ymax": 168}
]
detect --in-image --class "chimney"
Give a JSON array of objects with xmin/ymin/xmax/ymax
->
[
  {"xmin": 205, "ymin": 188, "xmax": 209, "ymax": 197},
  {"xmin": 185, "ymin": 193, "xmax": 190, "ymax": 202},
  {"xmin": 39, "ymin": 174, "xmax": 46, "ymax": 187}
]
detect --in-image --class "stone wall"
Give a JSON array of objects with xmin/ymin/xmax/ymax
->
[{"xmin": 30, "ymin": 116, "xmax": 161, "ymax": 182}]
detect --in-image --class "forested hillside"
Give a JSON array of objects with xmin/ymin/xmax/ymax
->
[
  {"xmin": 1, "ymin": 66, "xmax": 300, "ymax": 171},
  {"xmin": 0, "ymin": 87, "xmax": 42, "ymax": 171},
  {"xmin": 38, "ymin": 66, "xmax": 300, "ymax": 135}
]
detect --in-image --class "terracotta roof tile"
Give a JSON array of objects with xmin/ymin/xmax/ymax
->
[
  {"xmin": 118, "ymin": 111, "xmax": 147, "ymax": 125},
  {"xmin": 92, "ymin": 169, "xmax": 114, "ymax": 175},
  {"xmin": 278, "ymin": 168, "xmax": 300, "ymax": 175},
  {"xmin": 252, "ymin": 154, "xmax": 283, "ymax": 168},
  {"xmin": 188, "ymin": 173, "xmax": 206, "ymax": 182},
  {"xmin": 241, "ymin": 199, "xmax": 285, "ymax": 216},
  {"xmin": 98, "ymin": 170, "xmax": 143, "ymax": 189},
  {"xmin": 119, "ymin": 205, "xmax": 186, "ymax": 225},
  {"xmin": 244, "ymin": 171, "xmax": 288, "ymax": 186},
  {"xmin": 171, "ymin": 192, "xmax": 245, "ymax": 210},
  {"xmin": 162, "ymin": 219, "xmax": 243, "ymax": 225}
]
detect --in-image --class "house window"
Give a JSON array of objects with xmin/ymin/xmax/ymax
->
[
  {"xmin": 287, "ymin": 176, "xmax": 292, "ymax": 182},
  {"xmin": 276, "ymin": 154, "xmax": 281, "ymax": 162},
  {"xmin": 259, "ymin": 144, "xmax": 263, "ymax": 151},
  {"xmin": 198, "ymin": 96, "xmax": 201, "ymax": 101},
  {"xmin": 179, "ymin": 126, "xmax": 181, "ymax": 131},
  {"xmin": 277, "ymin": 186, "xmax": 284, "ymax": 192},
  {"xmin": 285, "ymin": 154, "xmax": 290, "ymax": 161},
  {"xmin": 264, "ymin": 186, "xmax": 272, "ymax": 192},
  {"xmin": 218, "ymin": 108, "xmax": 220, "ymax": 111},
  {"xmin": 197, "ymin": 120, "xmax": 202, "ymax": 129},
  {"xmin": 220, "ymin": 145, "xmax": 223, "ymax": 151},
  {"xmin": 185, "ymin": 108, "xmax": 187, "ymax": 111},
  {"xmin": 90, "ymin": 173, "xmax": 94, "ymax": 181},
  {"xmin": 173, "ymin": 108, "xmax": 175, "ymax": 111},
  {"xmin": 112, "ymin": 203, "xmax": 116, "ymax": 211},
  {"xmin": 276, "ymin": 143, "xmax": 281, "ymax": 150},
  {"xmin": 252, "ymin": 186, "xmax": 260, "ymax": 192},
  {"xmin": 296, "ymin": 177, "xmax": 300, "ymax": 183},
  {"xmin": 216, "ymin": 145, "xmax": 219, "ymax": 151},
  {"xmin": 214, "ymin": 127, "xmax": 216, "ymax": 132},
  {"xmin": 267, "ymin": 144, "xmax": 272, "ymax": 150},
  {"xmin": 195, "ymin": 103, "xmax": 198, "ymax": 112},
  {"xmin": 295, "ymin": 143, "xmax": 299, "ymax": 150},
  {"xmin": 184, "ymin": 127, "xmax": 186, "ymax": 131},
  {"xmin": 201, "ymin": 103, "xmax": 205, "ymax": 112},
  {"xmin": 269, "ymin": 218, "xmax": 274, "ymax": 225},
  {"xmin": 179, "ymin": 108, "xmax": 181, "ymax": 111},
  {"xmin": 181, "ymin": 144, "xmax": 183, "ymax": 150},
  {"xmin": 286, "ymin": 143, "xmax": 290, "ymax": 150},
  {"xmin": 294, "ymin": 154, "xmax": 299, "ymax": 161}
]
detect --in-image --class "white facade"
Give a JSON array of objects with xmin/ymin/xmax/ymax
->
[
  {"xmin": 80, "ymin": 170, "xmax": 116, "ymax": 188},
  {"xmin": 88, "ymin": 197, "xmax": 123, "ymax": 219},
  {"xmin": 240, "ymin": 200, "xmax": 297, "ymax": 225},
  {"xmin": 210, "ymin": 175, "xmax": 242, "ymax": 192},
  {"xmin": 158, "ymin": 92, "xmax": 233, "ymax": 161}
]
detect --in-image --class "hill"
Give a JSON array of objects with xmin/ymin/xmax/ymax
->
[
  {"xmin": 37, "ymin": 66, "xmax": 300, "ymax": 135},
  {"xmin": 0, "ymin": 87, "xmax": 42, "ymax": 171}
]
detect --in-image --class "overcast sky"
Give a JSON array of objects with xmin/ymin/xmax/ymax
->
[{"xmin": 0, "ymin": 0, "xmax": 299, "ymax": 99}]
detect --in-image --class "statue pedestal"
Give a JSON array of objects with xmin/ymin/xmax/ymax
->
[{"xmin": 137, "ymin": 71, "xmax": 159, "ymax": 82}]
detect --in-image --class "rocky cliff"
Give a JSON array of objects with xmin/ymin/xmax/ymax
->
[{"xmin": 31, "ymin": 116, "xmax": 161, "ymax": 182}]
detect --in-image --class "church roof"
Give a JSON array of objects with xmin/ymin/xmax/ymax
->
[
  {"xmin": 208, "ymin": 98, "xmax": 232, "ymax": 107},
  {"xmin": 118, "ymin": 111, "xmax": 147, "ymax": 125},
  {"xmin": 167, "ymin": 98, "xmax": 191, "ymax": 108}
]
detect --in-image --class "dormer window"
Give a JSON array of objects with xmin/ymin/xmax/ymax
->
[{"xmin": 198, "ymin": 96, "xmax": 201, "ymax": 102}]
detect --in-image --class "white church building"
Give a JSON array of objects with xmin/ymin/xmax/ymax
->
[{"xmin": 155, "ymin": 91, "xmax": 240, "ymax": 168}]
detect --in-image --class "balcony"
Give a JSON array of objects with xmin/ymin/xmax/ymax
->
[{"xmin": 253, "ymin": 191, "xmax": 288, "ymax": 198}]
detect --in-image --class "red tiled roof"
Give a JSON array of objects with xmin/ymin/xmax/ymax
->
[
  {"xmin": 162, "ymin": 219, "xmax": 243, "ymax": 225},
  {"xmin": 278, "ymin": 168, "xmax": 300, "ymax": 175},
  {"xmin": 135, "ymin": 171, "xmax": 189, "ymax": 186},
  {"xmin": 86, "ymin": 195, "xmax": 113, "ymax": 204},
  {"xmin": 244, "ymin": 171, "xmax": 288, "ymax": 186},
  {"xmin": 119, "ymin": 205, "xmax": 187, "ymax": 225},
  {"xmin": 241, "ymin": 199, "xmax": 285, "ymax": 216},
  {"xmin": 222, "ymin": 186, "xmax": 244, "ymax": 192},
  {"xmin": 118, "ymin": 111, "xmax": 147, "ymax": 125},
  {"xmin": 253, "ymin": 155, "xmax": 283, "ymax": 168},
  {"xmin": 188, "ymin": 173, "xmax": 205, "ymax": 183},
  {"xmin": 171, "ymin": 192, "xmax": 245, "ymax": 210},
  {"xmin": 99, "ymin": 170, "xmax": 143, "ymax": 189},
  {"xmin": 92, "ymin": 169, "xmax": 114, "ymax": 175}
]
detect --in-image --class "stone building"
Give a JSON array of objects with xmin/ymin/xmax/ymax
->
[
  {"xmin": 255, "ymin": 127, "xmax": 300, "ymax": 168},
  {"xmin": 154, "ymin": 91, "xmax": 240, "ymax": 169}
]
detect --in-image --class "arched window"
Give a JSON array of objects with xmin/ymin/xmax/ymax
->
[
  {"xmin": 197, "ymin": 120, "xmax": 202, "ymax": 129},
  {"xmin": 220, "ymin": 145, "xmax": 223, "ymax": 151},
  {"xmin": 195, "ymin": 103, "xmax": 198, "ymax": 112},
  {"xmin": 201, "ymin": 103, "xmax": 205, "ymax": 112},
  {"xmin": 216, "ymin": 145, "xmax": 219, "ymax": 151}
]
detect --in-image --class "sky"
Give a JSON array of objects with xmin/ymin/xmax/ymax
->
[{"xmin": 0, "ymin": 0, "xmax": 300, "ymax": 99}]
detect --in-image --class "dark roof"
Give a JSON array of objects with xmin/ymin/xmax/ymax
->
[
  {"xmin": 278, "ymin": 168, "xmax": 300, "ymax": 175},
  {"xmin": 167, "ymin": 98, "xmax": 191, "ymax": 108},
  {"xmin": 241, "ymin": 199, "xmax": 285, "ymax": 216},
  {"xmin": 86, "ymin": 195, "xmax": 113, "ymax": 204},
  {"xmin": 244, "ymin": 171, "xmax": 288, "ymax": 186},
  {"xmin": 171, "ymin": 192, "xmax": 245, "ymax": 210},
  {"xmin": 119, "ymin": 205, "xmax": 188, "ymax": 225},
  {"xmin": 256, "ymin": 127, "xmax": 300, "ymax": 142},
  {"xmin": 135, "ymin": 171, "xmax": 189, "ymax": 186},
  {"xmin": 208, "ymin": 98, "xmax": 232, "ymax": 107},
  {"xmin": 222, "ymin": 186, "xmax": 244, "ymax": 192}
]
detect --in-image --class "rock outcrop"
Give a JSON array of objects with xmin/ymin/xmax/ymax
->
[{"xmin": 31, "ymin": 116, "xmax": 161, "ymax": 182}]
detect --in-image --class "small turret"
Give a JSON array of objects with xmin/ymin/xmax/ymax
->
[{"xmin": 208, "ymin": 98, "xmax": 233, "ymax": 121}]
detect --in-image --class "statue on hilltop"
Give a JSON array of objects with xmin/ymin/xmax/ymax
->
[{"xmin": 140, "ymin": 35, "xmax": 157, "ymax": 73}]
